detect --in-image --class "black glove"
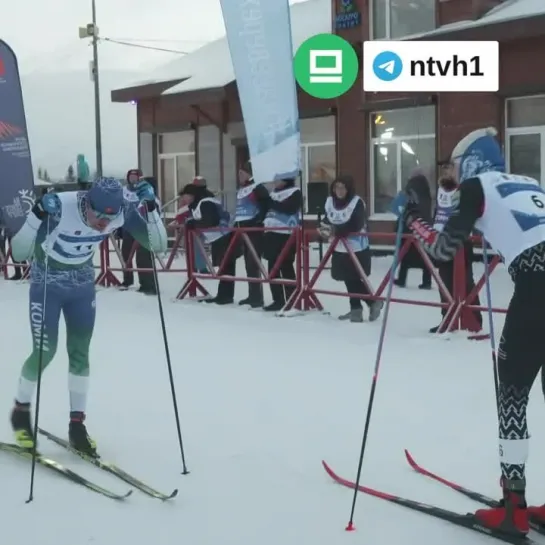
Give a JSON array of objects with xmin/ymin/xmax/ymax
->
[
  {"xmin": 32, "ymin": 193, "xmax": 60, "ymax": 221},
  {"xmin": 185, "ymin": 219, "xmax": 196, "ymax": 230}
]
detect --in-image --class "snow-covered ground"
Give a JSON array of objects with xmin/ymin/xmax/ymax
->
[{"xmin": 3, "ymin": 251, "xmax": 543, "ymax": 545}]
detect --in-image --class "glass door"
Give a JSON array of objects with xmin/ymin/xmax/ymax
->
[
  {"xmin": 508, "ymin": 132, "xmax": 542, "ymax": 185},
  {"xmin": 159, "ymin": 157, "xmax": 176, "ymax": 217}
]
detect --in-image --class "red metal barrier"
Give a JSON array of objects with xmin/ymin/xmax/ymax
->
[
  {"xmin": 176, "ymin": 226, "xmax": 306, "ymax": 310},
  {"xmin": 2, "ymin": 245, "xmax": 30, "ymax": 280},
  {"xmin": 294, "ymin": 231, "xmax": 458, "ymax": 322},
  {"xmin": 3, "ymin": 227, "xmax": 509, "ymax": 337},
  {"xmin": 96, "ymin": 226, "xmax": 188, "ymax": 287}
]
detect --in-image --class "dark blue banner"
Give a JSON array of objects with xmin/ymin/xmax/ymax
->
[{"xmin": 0, "ymin": 40, "xmax": 35, "ymax": 236}]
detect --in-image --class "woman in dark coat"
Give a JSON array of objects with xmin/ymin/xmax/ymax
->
[
  {"xmin": 394, "ymin": 169, "xmax": 433, "ymax": 289},
  {"xmin": 319, "ymin": 175, "xmax": 383, "ymax": 322}
]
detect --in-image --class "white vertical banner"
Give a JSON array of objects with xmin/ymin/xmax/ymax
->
[{"xmin": 220, "ymin": 0, "xmax": 301, "ymax": 183}]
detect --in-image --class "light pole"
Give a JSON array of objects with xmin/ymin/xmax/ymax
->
[{"xmin": 79, "ymin": 0, "xmax": 103, "ymax": 178}]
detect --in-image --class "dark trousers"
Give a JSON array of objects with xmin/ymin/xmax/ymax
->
[
  {"xmin": 264, "ymin": 232, "xmax": 296, "ymax": 305},
  {"xmin": 242, "ymin": 231, "xmax": 263, "ymax": 303},
  {"xmin": 397, "ymin": 262, "xmax": 431, "ymax": 287},
  {"xmin": 344, "ymin": 279, "xmax": 373, "ymax": 310},
  {"xmin": 136, "ymin": 245, "xmax": 155, "ymax": 292},
  {"xmin": 496, "ymin": 270, "xmax": 545, "ymax": 483},
  {"xmin": 121, "ymin": 233, "xmax": 134, "ymax": 286},
  {"xmin": 437, "ymin": 241, "xmax": 482, "ymax": 328},
  {"xmin": 268, "ymin": 259, "xmax": 296, "ymax": 304},
  {"xmin": 213, "ymin": 233, "xmax": 237, "ymax": 302}
]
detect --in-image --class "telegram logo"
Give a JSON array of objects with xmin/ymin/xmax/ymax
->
[{"xmin": 372, "ymin": 51, "xmax": 403, "ymax": 82}]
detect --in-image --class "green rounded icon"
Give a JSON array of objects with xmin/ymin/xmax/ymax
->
[{"xmin": 294, "ymin": 34, "xmax": 359, "ymax": 99}]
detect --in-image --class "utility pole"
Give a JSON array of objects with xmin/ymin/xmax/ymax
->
[{"xmin": 78, "ymin": 0, "xmax": 103, "ymax": 178}]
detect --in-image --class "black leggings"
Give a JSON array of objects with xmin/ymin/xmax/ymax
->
[
  {"xmin": 344, "ymin": 279, "xmax": 373, "ymax": 309},
  {"xmin": 496, "ymin": 268, "xmax": 545, "ymax": 483}
]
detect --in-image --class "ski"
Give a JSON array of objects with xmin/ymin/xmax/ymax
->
[
  {"xmin": 404, "ymin": 449, "xmax": 545, "ymax": 536},
  {"xmin": 0, "ymin": 442, "xmax": 132, "ymax": 500},
  {"xmin": 38, "ymin": 428, "xmax": 178, "ymax": 501},
  {"xmin": 322, "ymin": 460, "xmax": 539, "ymax": 545}
]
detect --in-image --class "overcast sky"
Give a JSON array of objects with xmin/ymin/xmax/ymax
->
[{"xmin": 4, "ymin": 0, "xmax": 231, "ymax": 75}]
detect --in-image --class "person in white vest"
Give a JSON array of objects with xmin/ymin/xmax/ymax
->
[
  {"xmin": 179, "ymin": 183, "xmax": 237, "ymax": 304},
  {"xmin": 234, "ymin": 161, "xmax": 270, "ymax": 308},
  {"xmin": 318, "ymin": 175, "xmax": 383, "ymax": 322},
  {"xmin": 9, "ymin": 177, "xmax": 167, "ymax": 455},
  {"xmin": 429, "ymin": 162, "xmax": 482, "ymax": 333},
  {"xmin": 397, "ymin": 126, "xmax": 545, "ymax": 538},
  {"xmin": 262, "ymin": 177, "xmax": 302, "ymax": 311}
]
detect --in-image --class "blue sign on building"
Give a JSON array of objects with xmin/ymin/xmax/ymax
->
[{"xmin": 335, "ymin": 0, "xmax": 361, "ymax": 30}]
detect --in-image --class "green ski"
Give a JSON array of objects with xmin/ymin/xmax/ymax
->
[
  {"xmin": 38, "ymin": 428, "xmax": 178, "ymax": 500},
  {"xmin": 0, "ymin": 442, "xmax": 132, "ymax": 500}
]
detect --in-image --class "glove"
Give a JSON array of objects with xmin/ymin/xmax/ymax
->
[
  {"xmin": 32, "ymin": 193, "xmax": 60, "ymax": 220},
  {"xmin": 134, "ymin": 181, "xmax": 157, "ymax": 211},
  {"xmin": 134, "ymin": 181, "xmax": 155, "ymax": 202},
  {"xmin": 185, "ymin": 218, "xmax": 196, "ymax": 230},
  {"xmin": 317, "ymin": 222, "xmax": 332, "ymax": 240}
]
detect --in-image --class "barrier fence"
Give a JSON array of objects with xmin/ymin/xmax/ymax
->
[{"xmin": 1, "ymin": 227, "xmax": 506, "ymax": 336}]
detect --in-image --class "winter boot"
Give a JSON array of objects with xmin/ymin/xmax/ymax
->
[
  {"xmin": 68, "ymin": 412, "xmax": 97, "ymax": 457},
  {"xmin": 10, "ymin": 402, "xmax": 34, "ymax": 449},
  {"xmin": 474, "ymin": 478, "xmax": 528, "ymax": 537},
  {"xmin": 339, "ymin": 309, "xmax": 364, "ymax": 323},
  {"xmin": 264, "ymin": 301, "xmax": 284, "ymax": 312},
  {"xmin": 526, "ymin": 504, "xmax": 545, "ymax": 529},
  {"xmin": 368, "ymin": 301, "xmax": 384, "ymax": 322}
]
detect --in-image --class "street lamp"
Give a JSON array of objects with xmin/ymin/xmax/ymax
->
[{"xmin": 78, "ymin": 0, "xmax": 103, "ymax": 178}]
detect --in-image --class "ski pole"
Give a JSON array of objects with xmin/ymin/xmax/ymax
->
[
  {"xmin": 144, "ymin": 203, "xmax": 189, "ymax": 474},
  {"xmin": 482, "ymin": 239, "xmax": 499, "ymax": 412},
  {"xmin": 345, "ymin": 210, "xmax": 405, "ymax": 530},
  {"xmin": 27, "ymin": 215, "xmax": 51, "ymax": 503}
]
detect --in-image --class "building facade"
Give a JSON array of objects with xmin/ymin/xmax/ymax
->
[{"xmin": 112, "ymin": 0, "xmax": 545, "ymax": 231}]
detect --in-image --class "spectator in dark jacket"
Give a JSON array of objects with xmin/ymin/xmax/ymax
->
[
  {"xmin": 119, "ymin": 168, "xmax": 141, "ymax": 291},
  {"xmin": 180, "ymin": 183, "xmax": 238, "ymax": 304},
  {"xmin": 234, "ymin": 161, "xmax": 270, "ymax": 307},
  {"xmin": 394, "ymin": 169, "xmax": 433, "ymax": 289},
  {"xmin": 135, "ymin": 176, "xmax": 160, "ymax": 294},
  {"xmin": 319, "ymin": 175, "xmax": 383, "ymax": 322},
  {"xmin": 262, "ymin": 178, "xmax": 302, "ymax": 311}
]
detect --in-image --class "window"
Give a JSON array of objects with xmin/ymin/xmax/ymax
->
[
  {"xmin": 299, "ymin": 116, "xmax": 336, "ymax": 214},
  {"xmin": 158, "ymin": 131, "xmax": 196, "ymax": 216},
  {"xmin": 370, "ymin": 106, "xmax": 435, "ymax": 216},
  {"xmin": 372, "ymin": 0, "xmax": 435, "ymax": 39},
  {"xmin": 505, "ymin": 96, "xmax": 545, "ymax": 186}
]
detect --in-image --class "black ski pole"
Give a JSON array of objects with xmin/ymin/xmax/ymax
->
[
  {"xmin": 146, "ymin": 208, "xmax": 189, "ymax": 474},
  {"xmin": 482, "ymin": 241, "xmax": 499, "ymax": 412},
  {"xmin": 345, "ymin": 214, "xmax": 405, "ymax": 530},
  {"xmin": 27, "ymin": 216, "xmax": 51, "ymax": 503}
]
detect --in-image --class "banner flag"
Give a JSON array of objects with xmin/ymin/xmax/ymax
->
[
  {"xmin": 220, "ymin": 0, "xmax": 301, "ymax": 184},
  {"xmin": 0, "ymin": 40, "xmax": 35, "ymax": 236}
]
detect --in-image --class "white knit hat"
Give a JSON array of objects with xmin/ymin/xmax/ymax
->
[{"xmin": 451, "ymin": 127, "xmax": 498, "ymax": 160}]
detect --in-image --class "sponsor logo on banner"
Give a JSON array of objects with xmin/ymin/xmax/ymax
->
[
  {"xmin": 219, "ymin": 0, "xmax": 301, "ymax": 184},
  {"xmin": 0, "ymin": 40, "xmax": 35, "ymax": 236}
]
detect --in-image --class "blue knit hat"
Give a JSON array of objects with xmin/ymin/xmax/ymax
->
[
  {"xmin": 451, "ymin": 127, "xmax": 505, "ymax": 182},
  {"xmin": 88, "ymin": 177, "xmax": 124, "ymax": 215}
]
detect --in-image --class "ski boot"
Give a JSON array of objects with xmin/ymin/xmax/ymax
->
[
  {"xmin": 68, "ymin": 412, "xmax": 98, "ymax": 457},
  {"xmin": 527, "ymin": 504, "xmax": 545, "ymax": 530},
  {"xmin": 10, "ymin": 402, "xmax": 35, "ymax": 449},
  {"xmin": 474, "ymin": 478, "xmax": 529, "ymax": 537}
]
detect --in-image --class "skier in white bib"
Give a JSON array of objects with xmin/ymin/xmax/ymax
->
[
  {"xmin": 397, "ymin": 127, "xmax": 545, "ymax": 538},
  {"xmin": 9, "ymin": 177, "xmax": 167, "ymax": 456}
]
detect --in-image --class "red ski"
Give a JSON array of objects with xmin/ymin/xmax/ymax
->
[
  {"xmin": 404, "ymin": 449, "xmax": 545, "ymax": 536},
  {"xmin": 322, "ymin": 460, "xmax": 539, "ymax": 545}
]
